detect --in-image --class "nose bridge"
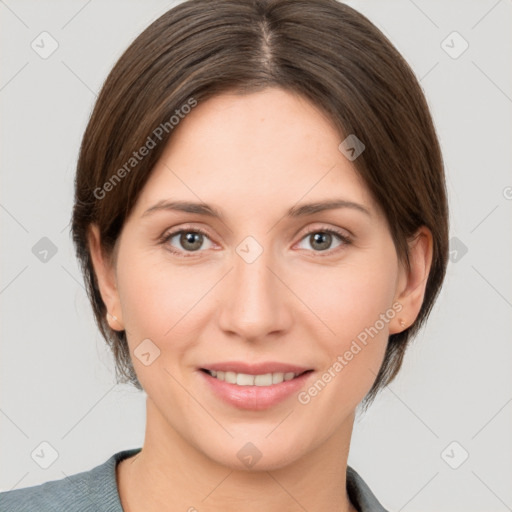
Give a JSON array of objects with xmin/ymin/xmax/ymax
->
[{"xmin": 218, "ymin": 235, "xmax": 289, "ymax": 340}]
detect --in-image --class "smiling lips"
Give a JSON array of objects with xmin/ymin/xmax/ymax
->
[{"xmin": 199, "ymin": 361, "xmax": 314, "ymax": 410}]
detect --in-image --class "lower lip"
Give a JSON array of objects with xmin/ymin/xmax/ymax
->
[{"xmin": 199, "ymin": 370, "xmax": 313, "ymax": 411}]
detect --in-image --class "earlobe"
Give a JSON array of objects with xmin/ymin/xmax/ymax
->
[
  {"xmin": 106, "ymin": 311, "xmax": 124, "ymax": 331},
  {"xmin": 87, "ymin": 224, "xmax": 125, "ymax": 331},
  {"xmin": 390, "ymin": 226, "xmax": 433, "ymax": 334}
]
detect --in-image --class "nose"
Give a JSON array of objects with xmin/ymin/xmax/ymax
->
[{"xmin": 217, "ymin": 240, "xmax": 293, "ymax": 342}]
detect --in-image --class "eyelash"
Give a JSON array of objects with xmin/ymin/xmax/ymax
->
[{"xmin": 159, "ymin": 224, "xmax": 352, "ymax": 258}]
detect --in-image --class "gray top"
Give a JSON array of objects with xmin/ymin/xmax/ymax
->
[{"xmin": 0, "ymin": 448, "xmax": 390, "ymax": 511}]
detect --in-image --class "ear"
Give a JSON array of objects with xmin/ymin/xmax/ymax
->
[
  {"xmin": 389, "ymin": 226, "xmax": 433, "ymax": 334},
  {"xmin": 87, "ymin": 224, "xmax": 125, "ymax": 331}
]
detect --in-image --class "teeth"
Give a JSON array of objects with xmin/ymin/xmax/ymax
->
[
  {"xmin": 238, "ymin": 373, "xmax": 258, "ymax": 385},
  {"xmin": 225, "ymin": 371, "xmax": 236, "ymax": 384},
  {"xmin": 208, "ymin": 370, "xmax": 300, "ymax": 386}
]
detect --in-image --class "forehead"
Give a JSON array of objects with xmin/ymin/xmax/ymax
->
[{"xmin": 134, "ymin": 87, "xmax": 374, "ymax": 216}]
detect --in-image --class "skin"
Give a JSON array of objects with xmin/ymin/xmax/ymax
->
[{"xmin": 88, "ymin": 87, "xmax": 432, "ymax": 512}]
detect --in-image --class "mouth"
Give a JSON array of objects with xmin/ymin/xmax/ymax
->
[
  {"xmin": 197, "ymin": 361, "xmax": 315, "ymax": 410},
  {"xmin": 200, "ymin": 368, "xmax": 313, "ymax": 387},
  {"xmin": 198, "ymin": 365, "xmax": 315, "ymax": 410}
]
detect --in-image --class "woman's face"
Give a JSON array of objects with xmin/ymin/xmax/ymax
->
[{"xmin": 92, "ymin": 87, "xmax": 419, "ymax": 470}]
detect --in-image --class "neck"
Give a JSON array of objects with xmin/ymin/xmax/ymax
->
[{"xmin": 117, "ymin": 398, "xmax": 358, "ymax": 512}]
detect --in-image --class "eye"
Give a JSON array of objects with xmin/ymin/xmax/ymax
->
[
  {"xmin": 159, "ymin": 225, "xmax": 352, "ymax": 258},
  {"xmin": 296, "ymin": 227, "xmax": 352, "ymax": 254},
  {"xmin": 160, "ymin": 227, "xmax": 214, "ymax": 256}
]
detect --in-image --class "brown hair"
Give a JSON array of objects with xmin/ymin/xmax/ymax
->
[{"xmin": 71, "ymin": 0, "xmax": 449, "ymax": 408}]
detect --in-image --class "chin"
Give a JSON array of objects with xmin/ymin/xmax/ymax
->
[{"xmin": 196, "ymin": 430, "xmax": 310, "ymax": 472}]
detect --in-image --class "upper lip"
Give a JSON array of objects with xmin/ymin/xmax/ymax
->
[{"xmin": 200, "ymin": 361, "xmax": 313, "ymax": 375}]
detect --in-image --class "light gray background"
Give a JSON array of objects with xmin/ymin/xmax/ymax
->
[{"xmin": 1, "ymin": 1, "xmax": 511, "ymax": 511}]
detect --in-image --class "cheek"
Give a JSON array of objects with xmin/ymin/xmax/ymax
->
[
  {"xmin": 116, "ymin": 254, "xmax": 214, "ymax": 355},
  {"xmin": 298, "ymin": 253, "xmax": 398, "ymax": 344},
  {"xmin": 295, "ymin": 249, "xmax": 398, "ymax": 400}
]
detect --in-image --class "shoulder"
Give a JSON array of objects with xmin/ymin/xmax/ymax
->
[
  {"xmin": 0, "ymin": 448, "xmax": 141, "ymax": 512},
  {"xmin": 347, "ymin": 465, "xmax": 392, "ymax": 512},
  {"xmin": 1, "ymin": 473, "xmax": 90, "ymax": 512}
]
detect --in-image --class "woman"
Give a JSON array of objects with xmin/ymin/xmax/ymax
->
[{"xmin": 1, "ymin": 0, "xmax": 448, "ymax": 510}]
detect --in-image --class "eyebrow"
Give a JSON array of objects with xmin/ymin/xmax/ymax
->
[{"xmin": 141, "ymin": 198, "xmax": 371, "ymax": 219}]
